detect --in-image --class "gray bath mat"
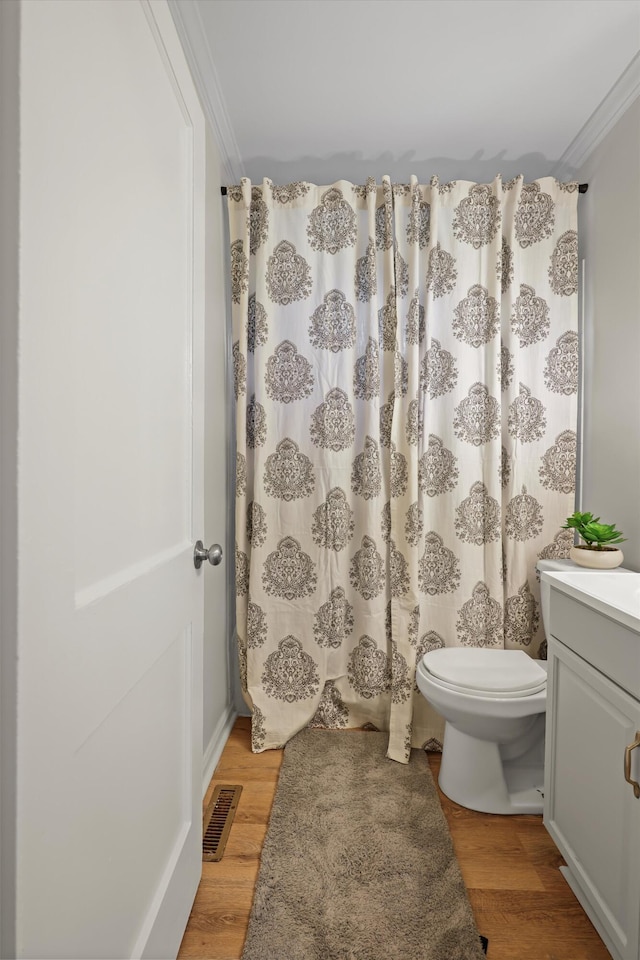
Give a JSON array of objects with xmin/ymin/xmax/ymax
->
[{"xmin": 241, "ymin": 730, "xmax": 486, "ymax": 960}]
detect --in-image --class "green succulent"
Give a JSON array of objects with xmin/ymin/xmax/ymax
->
[{"xmin": 562, "ymin": 511, "xmax": 626, "ymax": 550}]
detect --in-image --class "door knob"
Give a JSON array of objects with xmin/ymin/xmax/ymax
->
[{"xmin": 193, "ymin": 540, "xmax": 223, "ymax": 569}]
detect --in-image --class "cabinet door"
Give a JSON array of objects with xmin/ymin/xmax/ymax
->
[{"xmin": 545, "ymin": 638, "xmax": 640, "ymax": 960}]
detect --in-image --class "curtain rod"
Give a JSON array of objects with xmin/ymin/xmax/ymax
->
[{"xmin": 221, "ymin": 183, "xmax": 589, "ymax": 197}]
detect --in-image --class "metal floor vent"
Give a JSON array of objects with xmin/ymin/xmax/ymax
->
[{"xmin": 203, "ymin": 784, "xmax": 242, "ymax": 862}]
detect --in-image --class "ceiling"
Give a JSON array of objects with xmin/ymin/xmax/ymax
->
[{"xmin": 177, "ymin": 0, "xmax": 640, "ymax": 185}]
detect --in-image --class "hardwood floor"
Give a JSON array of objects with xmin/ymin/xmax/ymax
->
[{"xmin": 178, "ymin": 717, "xmax": 610, "ymax": 960}]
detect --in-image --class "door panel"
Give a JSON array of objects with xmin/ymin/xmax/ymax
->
[
  {"xmin": 71, "ymin": 3, "xmax": 192, "ymax": 591},
  {"xmin": 17, "ymin": 2, "xmax": 205, "ymax": 957}
]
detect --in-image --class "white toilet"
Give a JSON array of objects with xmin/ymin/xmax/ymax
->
[{"xmin": 416, "ymin": 558, "xmax": 575, "ymax": 814}]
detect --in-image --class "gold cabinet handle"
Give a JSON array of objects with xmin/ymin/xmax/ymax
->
[{"xmin": 624, "ymin": 731, "xmax": 640, "ymax": 799}]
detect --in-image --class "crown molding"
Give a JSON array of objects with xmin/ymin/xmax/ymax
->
[
  {"xmin": 553, "ymin": 52, "xmax": 640, "ymax": 180},
  {"xmin": 168, "ymin": 0, "xmax": 244, "ymax": 185}
]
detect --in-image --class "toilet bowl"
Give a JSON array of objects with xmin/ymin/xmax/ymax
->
[
  {"xmin": 416, "ymin": 558, "xmax": 575, "ymax": 815},
  {"xmin": 416, "ymin": 648, "xmax": 547, "ymax": 814}
]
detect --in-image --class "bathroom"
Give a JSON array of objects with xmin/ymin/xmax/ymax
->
[{"xmin": 2, "ymin": 1, "xmax": 639, "ymax": 958}]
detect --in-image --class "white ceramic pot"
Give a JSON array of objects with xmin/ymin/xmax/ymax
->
[{"xmin": 569, "ymin": 545, "xmax": 624, "ymax": 569}]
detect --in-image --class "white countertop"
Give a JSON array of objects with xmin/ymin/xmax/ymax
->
[{"xmin": 540, "ymin": 568, "xmax": 640, "ymax": 634}]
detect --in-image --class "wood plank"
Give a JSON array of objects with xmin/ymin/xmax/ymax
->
[
  {"xmin": 477, "ymin": 937, "xmax": 613, "ymax": 960},
  {"xmin": 208, "ymin": 762, "xmax": 280, "ymax": 784},
  {"xmin": 232, "ymin": 780, "xmax": 278, "ymax": 824},
  {"xmin": 513, "ymin": 817, "xmax": 572, "ymax": 893},
  {"xmin": 177, "ymin": 922, "xmax": 247, "ymax": 960},
  {"xmin": 221, "ymin": 823, "xmax": 268, "ymax": 860},
  {"xmin": 215, "ymin": 750, "xmax": 283, "ymax": 774},
  {"xmin": 189, "ymin": 875, "xmax": 258, "ymax": 910},
  {"xmin": 469, "ymin": 889, "xmax": 609, "ymax": 940}
]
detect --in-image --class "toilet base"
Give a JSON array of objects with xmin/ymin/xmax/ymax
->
[{"xmin": 438, "ymin": 719, "xmax": 545, "ymax": 815}]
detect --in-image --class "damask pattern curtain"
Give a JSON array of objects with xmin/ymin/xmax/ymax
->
[{"xmin": 229, "ymin": 175, "xmax": 578, "ymax": 762}]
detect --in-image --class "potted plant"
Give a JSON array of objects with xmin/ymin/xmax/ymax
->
[{"xmin": 562, "ymin": 511, "xmax": 626, "ymax": 569}]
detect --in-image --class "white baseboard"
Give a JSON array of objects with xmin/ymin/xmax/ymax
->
[{"xmin": 202, "ymin": 703, "xmax": 238, "ymax": 799}]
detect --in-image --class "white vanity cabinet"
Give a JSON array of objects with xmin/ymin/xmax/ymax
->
[{"xmin": 542, "ymin": 571, "xmax": 640, "ymax": 960}]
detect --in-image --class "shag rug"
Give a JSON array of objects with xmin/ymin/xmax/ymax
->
[{"xmin": 241, "ymin": 730, "xmax": 486, "ymax": 960}]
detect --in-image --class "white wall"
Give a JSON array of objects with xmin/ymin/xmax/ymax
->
[
  {"xmin": 202, "ymin": 129, "xmax": 237, "ymax": 787},
  {"xmin": 0, "ymin": 2, "xmax": 19, "ymax": 956},
  {"xmin": 578, "ymin": 97, "xmax": 640, "ymax": 571}
]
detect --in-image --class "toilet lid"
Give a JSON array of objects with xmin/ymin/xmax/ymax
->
[{"xmin": 422, "ymin": 648, "xmax": 547, "ymax": 696}]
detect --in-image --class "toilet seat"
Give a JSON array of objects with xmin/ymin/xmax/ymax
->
[{"xmin": 422, "ymin": 648, "xmax": 547, "ymax": 699}]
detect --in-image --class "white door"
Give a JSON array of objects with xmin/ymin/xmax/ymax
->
[{"xmin": 17, "ymin": 2, "xmax": 206, "ymax": 957}]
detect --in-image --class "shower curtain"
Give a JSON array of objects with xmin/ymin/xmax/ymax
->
[{"xmin": 229, "ymin": 175, "xmax": 578, "ymax": 761}]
